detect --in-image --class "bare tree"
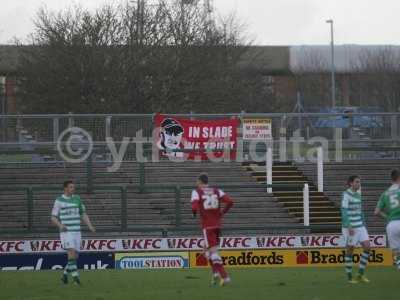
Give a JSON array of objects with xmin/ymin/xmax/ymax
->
[
  {"xmin": 292, "ymin": 47, "xmax": 331, "ymax": 109},
  {"xmin": 351, "ymin": 47, "xmax": 400, "ymax": 111},
  {"xmin": 18, "ymin": 4, "xmax": 126, "ymax": 113},
  {"xmin": 16, "ymin": 0, "xmax": 274, "ymax": 114}
]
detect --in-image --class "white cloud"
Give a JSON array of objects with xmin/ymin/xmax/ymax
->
[{"xmin": 0, "ymin": 0, "xmax": 399, "ymax": 45}]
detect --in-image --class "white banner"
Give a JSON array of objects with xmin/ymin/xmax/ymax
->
[
  {"xmin": 0, "ymin": 234, "xmax": 386, "ymax": 254},
  {"xmin": 242, "ymin": 118, "xmax": 272, "ymax": 140}
]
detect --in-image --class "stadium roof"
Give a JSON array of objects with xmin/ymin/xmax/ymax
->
[
  {"xmin": 290, "ymin": 45, "xmax": 400, "ymax": 73},
  {"xmin": 0, "ymin": 45, "xmax": 291, "ymax": 76},
  {"xmin": 1, "ymin": 44, "xmax": 400, "ymax": 76}
]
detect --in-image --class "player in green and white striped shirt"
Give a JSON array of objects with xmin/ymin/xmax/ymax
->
[
  {"xmin": 341, "ymin": 175, "xmax": 371, "ymax": 284},
  {"xmin": 375, "ymin": 169, "xmax": 400, "ymax": 270},
  {"xmin": 51, "ymin": 180, "xmax": 95, "ymax": 285}
]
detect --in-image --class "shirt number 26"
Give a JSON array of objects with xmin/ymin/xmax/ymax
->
[{"xmin": 202, "ymin": 194, "xmax": 219, "ymax": 210}]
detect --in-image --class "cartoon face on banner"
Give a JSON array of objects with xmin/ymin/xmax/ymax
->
[
  {"xmin": 159, "ymin": 118, "xmax": 184, "ymax": 149},
  {"xmin": 156, "ymin": 117, "xmax": 185, "ymax": 158}
]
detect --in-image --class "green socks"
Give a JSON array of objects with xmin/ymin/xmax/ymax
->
[{"xmin": 358, "ymin": 250, "xmax": 370, "ymax": 275}]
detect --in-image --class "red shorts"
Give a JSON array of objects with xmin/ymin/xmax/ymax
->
[{"xmin": 202, "ymin": 228, "xmax": 221, "ymax": 248}]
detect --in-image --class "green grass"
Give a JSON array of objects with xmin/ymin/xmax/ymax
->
[{"xmin": 0, "ymin": 268, "xmax": 398, "ymax": 300}]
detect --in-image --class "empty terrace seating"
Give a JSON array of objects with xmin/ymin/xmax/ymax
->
[
  {"xmin": 298, "ymin": 159, "xmax": 398, "ymax": 233},
  {"xmin": 0, "ymin": 162, "xmax": 141, "ymax": 186},
  {"xmin": 0, "ymin": 189, "xmax": 28, "ymax": 231},
  {"xmin": 0, "ymin": 160, "xmax": 299, "ymax": 236},
  {"xmin": 132, "ymin": 161, "xmax": 298, "ymax": 232},
  {"xmin": 243, "ymin": 161, "xmax": 341, "ymax": 230}
]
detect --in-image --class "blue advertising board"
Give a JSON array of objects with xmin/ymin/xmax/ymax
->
[{"xmin": 0, "ymin": 252, "xmax": 114, "ymax": 271}]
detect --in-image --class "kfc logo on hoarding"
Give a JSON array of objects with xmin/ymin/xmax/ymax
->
[{"xmin": 0, "ymin": 241, "xmax": 25, "ymax": 253}]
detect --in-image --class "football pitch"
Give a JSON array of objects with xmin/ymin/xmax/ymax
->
[{"xmin": 0, "ymin": 268, "xmax": 398, "ymax": 300}]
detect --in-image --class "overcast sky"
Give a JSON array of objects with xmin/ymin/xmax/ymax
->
[{"xmin": 1, "ymin": 0, "xmax": 400, "ymax": 45}]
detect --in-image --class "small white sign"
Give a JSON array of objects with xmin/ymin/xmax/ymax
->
[{"xmin": 242, "ymin": 119, "xmax": 272, "ymax": 140}]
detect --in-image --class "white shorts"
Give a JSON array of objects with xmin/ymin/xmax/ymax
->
[
  {"xmin": 60, "ymin": 231, "xmax": 82, "ymax": 251},
  {"xmin": 386, "ymin": 220, "xmax": 400, "ymax": 251},
  {"xmin": 342, "ymin": 226, "xmax": 369, "ymax": 247}
]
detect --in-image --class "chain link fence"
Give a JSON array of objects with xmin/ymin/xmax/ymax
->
[{"xmin": 1, "ymin": 113, "xmax": 400, "ymax": 162}]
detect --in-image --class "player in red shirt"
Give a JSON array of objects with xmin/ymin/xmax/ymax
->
[{"xmin": 191, "ymin": 173, "xmax": 234, "ymax": 286}]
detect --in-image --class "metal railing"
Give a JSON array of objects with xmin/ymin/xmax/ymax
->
[
  {"xmin": 0, "ymin": 183, "xmax": 342, "ymax": 236},
  {"xmin": 1, "ymin": 112, "xmax": 400, "ymax": 163},
  {"xmin": 1, "ymin": 112, "xmax": 400, "ymax": 142}
]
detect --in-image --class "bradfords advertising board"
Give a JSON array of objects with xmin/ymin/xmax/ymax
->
[
  {"xmin": 294, "ymin": 249, "xmax": 392, "ymax": 267},
  {"xmin": 115, "ymin": 252, "xmax": 189, "ymax": 270},
  {"xmin": 0, "ymin": 253, "xmax": 114, "ymax": 271},
  {"xmin": 242, "ymin": 118, "xmax": 272, "ymax": 140},
  {"xmin": 0, "ymin": 235, "xmax": 386, "ymax": 254},
  {"xmin": 191, "ymin": 250, "xmax": 287, "ymax": 268},
  {"xmin": 189, "ymin": 248, "xmax": 392, "ymax": 268}
]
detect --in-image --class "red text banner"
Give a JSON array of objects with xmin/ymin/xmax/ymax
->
[{"xmin": 154, "ymin": 114, "xmax": 239, "ymax": 160}]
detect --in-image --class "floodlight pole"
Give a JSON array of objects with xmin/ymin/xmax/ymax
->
[{"xmin": 326, "ymin": 19, "xmax": 336, "ymax": 108}]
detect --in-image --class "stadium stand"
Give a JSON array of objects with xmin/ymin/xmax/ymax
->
[
  {"xmin": 0, "ymin": 161, "xmax": 299, "ymax": 237},
  {"xmin": 2, "ymin": 157, "xmax": 392, "ymax": 236},
  {"xmin": 243, "ymin": 161, "xmax": 341, "ymax": 229},
  {"xmin": 298, "ymin": 160, "xmax": 397, "ymax": 233}
]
